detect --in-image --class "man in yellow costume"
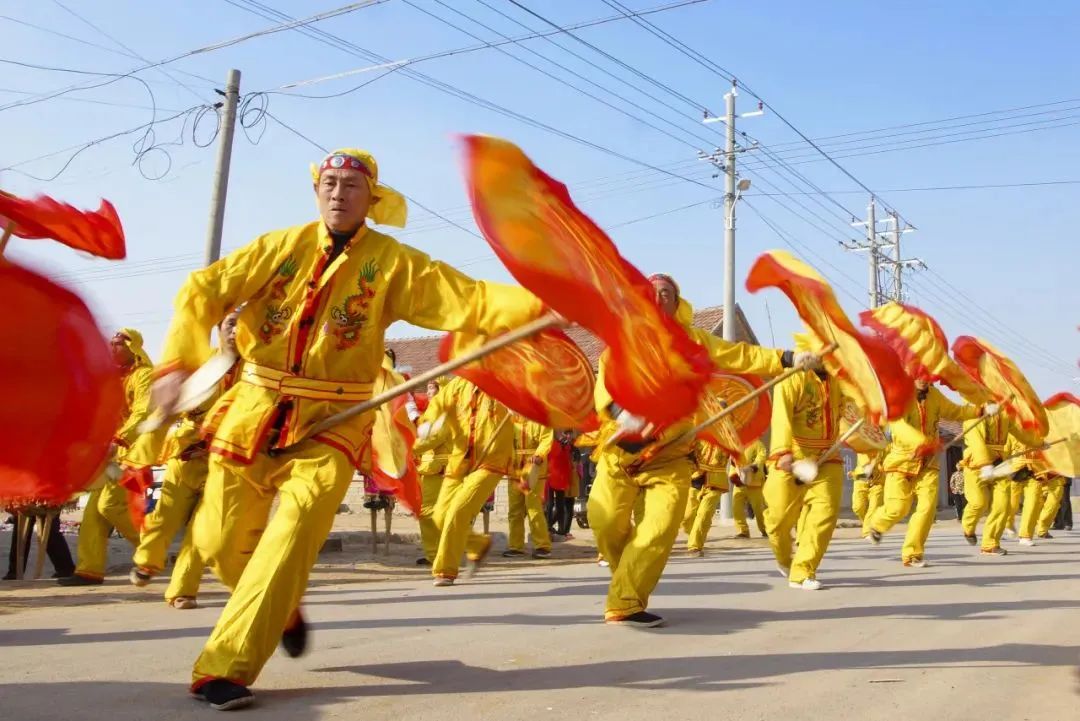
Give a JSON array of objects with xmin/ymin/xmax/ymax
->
[
  {"xmin": 416, "ymin": 376, "xmax": 515, "ymax": 586},
  {"xmin": 682, "ymin": 438, "xmax": 729, "ymax": 557},
  {"xmin": 129, "ymin": 312, "xmax": 241, "ymax": 607},
  {"xmin": 959, "ymin": 411, "xmax": 1015, "ymax": 556},
  {"xmin": 866, "ymin": 379, "xmax": 993, "ymax": 567},
  {"xmin": 850, "ymin": 450, "xmax": 884, "ymax": 539},
  {"xmin": 588, "ymin": 273, "xmax": 818, "ymax": 628},
  {"xmin": 504, "ymin": 414, "xmax": 554, "ymax": 559},
  {"xmin": 731, "ymin": 438, "xmax": 768, "ymax": 538},
  {"xmin": 414, "ymin": 379, "xmax": 450, "ymax": 566},
  {"xmin": 150, "ymin": 148, "xmax": 542, "ymax": 710},
  {"xmin": 1004, "ymin": 434, "xmax": 1065, "ymax": 546},
  {"xmin": 60, "ymin": 329, "xmax": 154, "ymax": 586},
  {"xmin": 762, "ymin": 360, "xmax": 844, "ymax": 591}
]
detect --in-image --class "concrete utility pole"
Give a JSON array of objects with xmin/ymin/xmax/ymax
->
[
  {"xmin": 203, "ymin": 68, "xmax": 241, "ymax": 266},
  {"xmin": 721, "ymin": 84, "xmax": 738, "ymax": 341},
  {"xmin": 845, "ymin": 203, "xmax": 924, "ymax": 304},
  {"xmin": 701, "ymin": 80, "xmax": 763, "ymax": 524},
  {"xmin": 866, "ymin": 198, "xmax": 879, "ymax": 308},
  {"xmin": 701, "ymin": 80, "xmax": 763, "ymax": 341}
]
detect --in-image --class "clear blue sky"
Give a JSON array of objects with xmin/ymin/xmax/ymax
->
[{"xmin": 3, "ymin": 0, "xmax": 1078, "ymax": 397}]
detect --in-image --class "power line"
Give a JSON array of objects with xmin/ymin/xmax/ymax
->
[
  {"xmin": 257, "ymin": 0, "xmax": 713, "ymax": 95},
  {"xmin": 470, "ymin": 0, "xmax": 723, "ymax": 144},
  {"xmin": 50, "ymin": 0, "xmax": 214, "ymax": 103},
  {"xmin": 401, "ymin": 0, "xmax": 711, "ymax": 151},
  {"xmin": 225, "ymin": 0, "xmax": 723, "ymax": 195},
  {"xmin": 597, "ymin": 0, "xmax": 914, "ymax": 224},
  {"xmin": 502, "ymin": 0, "xmax": 716, "ymax": 116},
  {"xmin": 741, "ymin": 198, "xmax": 868, "ymax": 308},
  {"xmin": 747, "ymin": 179, "xmax": 1080, "ymax": 196},
  {"xmin": 0, "ymin": 0, "xmax": 387, "ymax": 115}
]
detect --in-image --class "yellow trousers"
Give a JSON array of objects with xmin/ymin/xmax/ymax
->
[
  {"xmin": 506, "ymin": 478, "xmax": 551, "ymax": 552},
  {"xmin": 869, "ymin": 465, "xmax": 939, "ymax": 562},
  {"xmin": 1005, "ymin": 482, "xmax": 1023, "ymax": 532},
  {"xmin": 683, "ymin": 484, "xmax": 725, "ymax": 551},
  {"xmin": 978, "ymin": 479, "xmax": 1013, "ymax": 551},
  {"xmin": 960, "ymin": 468, "xmax": 990, "ymax": 537},
  {"xmin": 133, "ymin": 456, "xmax": 208, "ymax": 600},
  {"xmin": 432, "ymin": 469, "xmax": 503, "ymax": 579},
  {"xmin": 189, "ymin": 443, "xmax": 354, "ymax": 687},
  {"xmin": 732, "ymin": 484, "xmax": 766, "ymax": 536},
  {"xmin": 632, "ymin": 491, "xmax": 646, "ymax": 526},
  {"xmin": 418, "ymin": 473, "xmax": 444, "ymax": 563},
  {"xmin": 74, "ymin": 479, "xmax": 140, "ymax": 580},
  {"xmin": 1018, "ymin": 480, "xmax": 1045, "ymax": 540},
  {"xmin": 1036, "ymin": 478, "xmax": 1066, "ymax": 536},
  {"xmin": 763, "ymin": 465, "xmax": 843, "ymax": 583},
  {"xmin": 852, "ymin": 480, "xmax": 870, "ymax": 520},
  {"xmin": 588, "ymin": 452, "xmax": 692, "ymax": 619}
]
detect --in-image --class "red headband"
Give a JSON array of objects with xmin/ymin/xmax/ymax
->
[{"xmin": 319, "ymin": 154, "xmax": 373, "ymax": 179}]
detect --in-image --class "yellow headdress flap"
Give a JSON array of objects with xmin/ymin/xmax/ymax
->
[
  {"xmin": 310, "ymin": 147, "xmax": 408, "ymax": 228},
  {"xmin": 117, "ymin": 327, "xmax": 152, "ymax": 368}
]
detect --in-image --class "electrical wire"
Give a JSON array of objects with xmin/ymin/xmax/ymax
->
[
  {"xmin": 1, "ymin": 0, "xmax": 387, "ymax": 115},
  {"xmin": 405, "ymin": 0, "xmax": 714, "ymax": 150},
  {"xmin": 225, "ymin": 0, "xmax": 723, "ymax": 195}
]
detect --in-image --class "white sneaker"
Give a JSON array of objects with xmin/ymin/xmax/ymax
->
[
  {"xmin": 1018, "ymin": 538, "xmax": 1035, "ymax": 547},
  {"xmin": 597, "ymin": 557, "xmax": 610, "ymax": 568},
  {"xmin": 432, "ymin": 576, "xmax": 455, "ymax": 587},
  {"xmin": 904, "ymin": 558, "xmax": 928, "ymax": 568},
  {"xmin": 776, "ymin": 563, "xmax": 791, "ymax": 579},
  {"xmin": 687, "ymin": 548, "xmax": 704, "ymax": 558},
  {"xmin": 789, "ymin": 578, "xmax": 822, "ymax": 591},
  {"xmin": 1003, "ymin": 528, "xmax": 1017, "ymax": 539}
]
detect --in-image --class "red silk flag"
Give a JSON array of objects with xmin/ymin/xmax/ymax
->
[
  {"xmin": 0, "ymin": 263, "xmax": 125, "ymax": 509},
  {"xmin": 696, "ymin": 373, "xmax": 771, "ymax": 455},
  {"xmin": 370, "ymin": 392, "xmax": 421, "ymax": 515},
  {"xmin": 746, "ymin": 250, "xmax": 913, "ymax": 424},
  {"xmin": 1040, "ymin": 393, "xmax": 1080, "ymax": 477},
  {"xmin": 952, "ymin": 336, "xmax": 1048, "ymax": 435},
  {"xmin": 0, "ymin": 191, "xmax": 126, "ymax": 259},
  {"xmin": 860, "ymin": 301, "xmax": 991, "ymax": 404},
  {"xmin": 462, "ymin": 135, "xmax": 711, "ymax": 427},
  {"xmin": 439, "ymin": 329, "xmax": 599, "ymax": 431}
]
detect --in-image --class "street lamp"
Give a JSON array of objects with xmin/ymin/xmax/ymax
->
[{"xmin": 726, "ymin": 178, "xmax": 751, "ymax": 228}]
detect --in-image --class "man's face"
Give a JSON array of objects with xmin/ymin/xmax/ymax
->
[
  {"xmin": 316, "ymin": 168, "xmax": 373, "ymax": 233},
  {"xmin": 914, "ymin": 379, "xmax": 929, "ymax": 392},
  {"xmin": 220, "ymin": 312, "xmax": 240, "ymax": 354},
  {"xmin": 426, "ymin": 381, "xmax": 439, "ymax": 397},
  {"xmin": 109, "ymin": 333, "xmax": 134, "ymax": 366},
  {"xmin": 652, "ymin": 278, "xmax": 678, "ymax": 317}
]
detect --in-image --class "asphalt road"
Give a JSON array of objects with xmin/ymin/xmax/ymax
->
[{"xmin": 1, "ymin": 522, "xmax": 1077, "ymax": 720}]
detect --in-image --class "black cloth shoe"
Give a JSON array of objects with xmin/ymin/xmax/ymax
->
[
  {"xmin": 606, "ymin": 611, "xmax": 665, "ymax": 628},
  {"xmin": 531, "ymin": 548, "xmax": 552, "ymax": 559},
  {"xmin": 1038, "ymin": 532, "xmax": 1054, "ymax": 539},
  {"xmin": 281, "ymin": 612, "xmax": 308, "ymax": 658},
  {"xmin": 415, "ymin": 557, "xmax": 431, "ymax": 566},
  {"xmin": 501, "ymin": 549, "xmax": 527, "ymax": 558},
  {"xmin": 192, "ymin": 680, "xmax": 255, "ymax": 711},
  {"xmin": 57, "ymin": 574, "xmax": 103, "ymax": 586},
  {"xmin": 964, "ymin": 535, "xmax": 977, "ymax": 546}
]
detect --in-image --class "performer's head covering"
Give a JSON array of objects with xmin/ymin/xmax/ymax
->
[
  {"xmin": 310, "ymin": 148, "xmax": 408, "ymax": 228},
  {"xmin": 115, "ymin": 327, "xmax": 152, "ymax": 367},
  {"xmin": 648, "ymin": 272, "xmax": 694, "ymax": 328}
]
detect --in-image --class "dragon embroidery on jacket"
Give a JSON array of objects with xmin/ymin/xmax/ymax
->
[
  {"xmin": 258, "ymin": 256, "xmax": 298, "ymax": 343},
  {"xmin": 329, "ymin": 259, "xmax": 379, "ymax": 350}
]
